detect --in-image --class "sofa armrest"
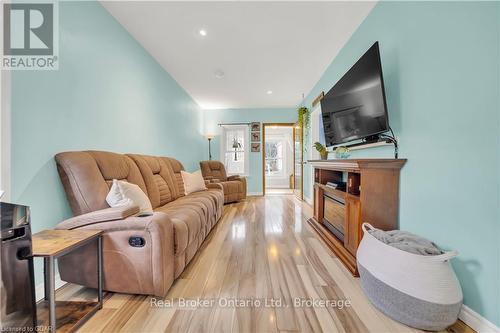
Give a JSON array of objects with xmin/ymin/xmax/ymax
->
[
  {"xmin": 56, "ymin": 211, "xmax": 175, "ymax": 297},
  {"xmin": 60, "ymin": 211, "xmax": 170, "ymax": 233},
  {"xmin": 56, "ymin": 205, "xmax": 139, "ymax": 230},
  {"xmin": 240, "ymin": 176, "xmax": 247, "ymax": 197},
  {"xmin": 228, "ymin": 176, "xmax": 247, "ymax": 199},
  {"xmin": 206, "ymin": 183, "xmax": 223, "ymax": 191}
]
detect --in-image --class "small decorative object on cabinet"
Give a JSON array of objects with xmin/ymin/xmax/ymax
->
[
  {"xmin": 313, "ymin": 142, "xmax": 328, "ymax": 160},
  {"xmin": 335, "ymin": 146, "xmax": 350, "ymax": 159},
  {"xmin": 308, "ymin": 158, "xmax": 406, "ymax": 276}
]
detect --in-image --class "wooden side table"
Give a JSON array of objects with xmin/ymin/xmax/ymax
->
[{"xmin": 32, "ymin": 229, "xmax": 103, "ymax": 332}]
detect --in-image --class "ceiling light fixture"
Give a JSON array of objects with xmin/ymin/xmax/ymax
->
[
  {"xmin": 199, "ymin": 29, "xmax": 207, "ymax": 37},
  {"xmin": 267, "ymin": 90, "xmax": 273, "ymax": 95}
]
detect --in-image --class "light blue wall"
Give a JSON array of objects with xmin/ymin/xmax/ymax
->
[
  {"xmin": 10, "ymin": 2, "xmax": 205, "ymax": 281},
  {"xmin": 498, "ymin": 3, "xmax": 500, "ymax": 318},
  {"xmin": 498, "ymin": 3, "xmax": 500, "ymax": 319},
  {"xmin": 202, "ymin": 108, "xmax": 296, "ymax": 194},
  {"xmin": 301, "ymin": 1, "xmax": 500, "ymax": 325}
]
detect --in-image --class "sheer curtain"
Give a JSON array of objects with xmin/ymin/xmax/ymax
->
[{"xmin": 220, "ymin": 125, "xmax": 249, "ymax": 175}]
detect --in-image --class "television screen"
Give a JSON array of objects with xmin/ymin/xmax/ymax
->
[{"xmin": 320, "ymin": 42, "xmax": 389, "ymax": 147}]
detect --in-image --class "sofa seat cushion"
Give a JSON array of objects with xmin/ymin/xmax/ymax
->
[
  {"xmin": 155, "ymin": 205, "xmax": 204, "ymax": 256},
  {"xmin": 155, "ymin": 188, "xmax": 223, "ymax": 255},
  {"xmin": 186, "ymin": 188, "xmax": 223, "ymax": 216},
  {"xmin": 162, "ymin": 189, "xmax": 221, "ymax": 228},
  {"xmin": 206, "ymin": 188, "xmax": 224, "ymax": 215},
  {"xmin": 161, "ymin": 194, "xmax": 209, "ymax": 222}
]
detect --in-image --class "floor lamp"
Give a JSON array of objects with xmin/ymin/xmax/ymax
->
[{"xmin": 206, "ymin": 134, "xmax": 215, "ymax": 160}]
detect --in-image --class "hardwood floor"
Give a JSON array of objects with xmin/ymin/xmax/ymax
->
[{"xmin": 57, "ymin": 195, "xmax": 472, "ymax": 333}]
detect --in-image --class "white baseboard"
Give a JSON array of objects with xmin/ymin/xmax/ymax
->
[
  {"xmin": 247, "ymin": 192, "xmax": 263, "ymax": 196},
  {"xmin": 459, "ymin": 305, "xmax": 500, "ymax": 333},
  {"xmin": 34, "ymin": 274, "xmax": 66, "ymax": 302},
  {"xmin": 304, "ymin": 195, "xmax": 313, "ymax": 206}
]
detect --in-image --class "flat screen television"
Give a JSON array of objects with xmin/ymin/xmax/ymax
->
[{"xmin": 320, "ymin": 42, "xmax": 389, "ymax": 147}]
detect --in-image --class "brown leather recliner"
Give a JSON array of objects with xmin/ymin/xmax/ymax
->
[
  {"xmin": 54, "ymin": 151, "xmax": 224, "ymax": 296},
  {"xmin": 199, "ymin": 161, "xmax": 247, "ymax": 204}
]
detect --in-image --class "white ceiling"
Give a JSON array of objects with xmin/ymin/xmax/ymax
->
[{"xmin": 101, "ymin": 1, "xmax": 376, "ymax": 109}]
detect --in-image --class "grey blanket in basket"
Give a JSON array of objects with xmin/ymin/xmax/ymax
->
[{"xmin": 368, "ymin": 229, "xmax": 443, "ymax": 256}]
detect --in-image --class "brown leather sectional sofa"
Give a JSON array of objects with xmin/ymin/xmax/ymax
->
[
  {"xmin": 54, "ymin": 151, "xmax": 224, "ymax": 296},
  {"xmin": 200, "ymin": 160, "xmax": 247, "ymax": 203}
]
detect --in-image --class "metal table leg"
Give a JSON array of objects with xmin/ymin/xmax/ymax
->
[
  {"xmin": 47, "ymin": 257, "xmax": 56, "ymax": 332},
  {"xmin": 43, "ymin": 258, "xmax": 50, "ymax": 301},
  {"xmin": 97, "ymin": 235, "xmax": 103, "ymax": 309}
]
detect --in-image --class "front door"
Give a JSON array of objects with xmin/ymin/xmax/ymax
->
[{"xmin": 293, "ymin": 122, "xmax": 303, "ymax": 200}]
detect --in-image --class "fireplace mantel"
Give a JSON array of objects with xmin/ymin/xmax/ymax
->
[
  {"xmin": 308, "ymin": 158, "xmax": 406, "ymax": 171},
  {"xmin": 308, "ymin": 158, "xmax": 406, "ymax": 275}
]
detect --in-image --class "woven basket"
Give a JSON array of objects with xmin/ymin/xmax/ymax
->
[{"xmin": 357, "ymin": 223, "xmax": 463, "ymax": 331}]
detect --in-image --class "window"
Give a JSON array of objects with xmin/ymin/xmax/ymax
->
[
  {"xmin": 221, "ymin": 125, "xmax": 249, "ymax": 175},
  {"xmin": 265, "ymin": 140, "xmax": 284, "ymax": 175}
]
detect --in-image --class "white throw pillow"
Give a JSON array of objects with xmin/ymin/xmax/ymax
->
[
  {"xmin": 181, "ymin": 170, "xmax": 207, "ymax": 195},
  {"xmin": 106, "ymin": 179, "xmax": 131, "ymax": 207},
  {"xmin": 106, "ymin": 179, "xmax": 153, "ymax": 216}
]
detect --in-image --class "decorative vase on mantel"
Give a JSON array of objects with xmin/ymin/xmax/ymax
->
[
  {"xmin": 335, "ymin": 146, "xmax": 350, "ymax": 159},
  {"xmin": 320, "ymin": 151, "xmax": 328, "ymax": 160}
]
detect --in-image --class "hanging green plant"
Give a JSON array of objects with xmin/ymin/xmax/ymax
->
[{"xmin": 297, "ymin": 106, "xmax": 310, "ymax": 129}]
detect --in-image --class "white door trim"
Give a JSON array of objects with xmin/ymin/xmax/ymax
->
[{"xmin": 305, "ymin": 104, "xmax": 321, "ymax": 205}]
